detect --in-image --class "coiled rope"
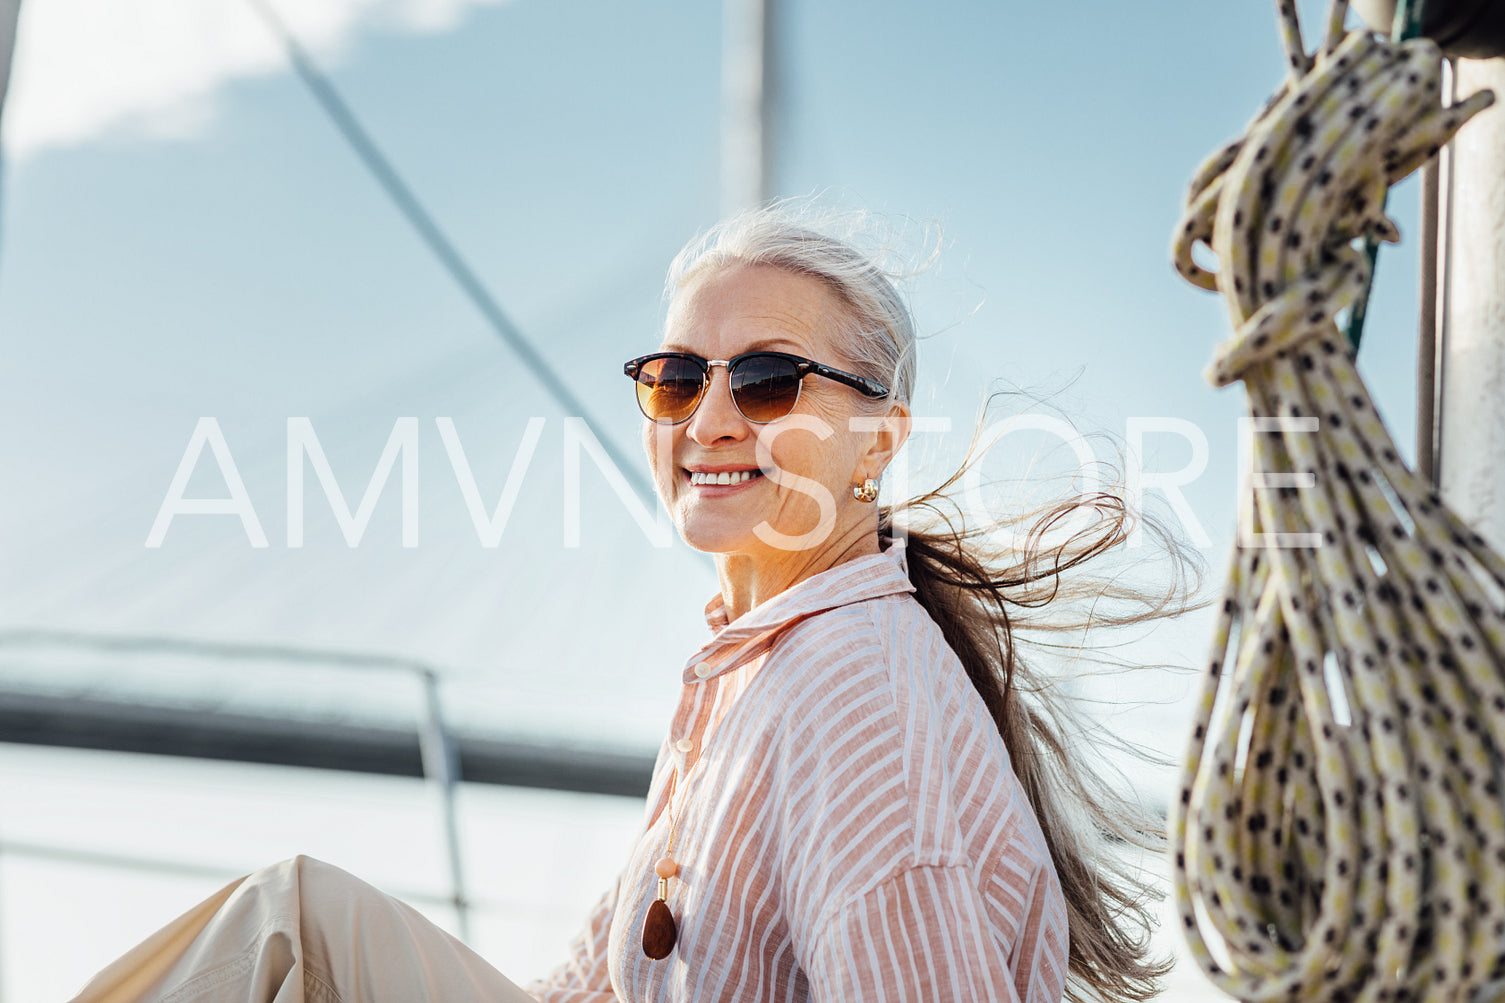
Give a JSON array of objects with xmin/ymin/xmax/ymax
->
[{"xmin": 1168, "ymin": 2, "xmax": 1503, "ymax": 1001}]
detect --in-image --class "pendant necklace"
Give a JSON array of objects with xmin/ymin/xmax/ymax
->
[{"xmin": 642, "ymin": 761, "xmax": 692, "ymax": 959}]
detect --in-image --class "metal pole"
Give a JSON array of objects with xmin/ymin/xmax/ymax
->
[
  {"xmin": 721, "ymin": 0, "xmax": 776, "ymax": 217},
  {"xmin": 1425, "ymin": 58, "xmax": 1460, "ymax": 488},
  {"xmin": 0, "ymin": 0, "xmax": 22, "ymax": 273},
  {"xmin": 417, "ymin": 669, "xmax": 471, "ymax": 943},
  {"xmin": 0, "ymin": 1, "xmax": 19, "ymax": 129},
  {"xmin": 1416, "ymin": 153, "xmax": 1441, "ymax": 484},
  {"xmin": 1436, "ymin": 55, "xmax": 1505, "ymax": 550}
]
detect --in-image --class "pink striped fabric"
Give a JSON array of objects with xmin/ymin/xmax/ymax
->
[{"xmin": 527, "ymin": 547, "xmax": 1068, "ymax": 1003}]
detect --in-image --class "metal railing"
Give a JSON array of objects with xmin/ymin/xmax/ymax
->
[{"xmin": 0, "ymin": 629, "xmax": 655, "ymax": 947}]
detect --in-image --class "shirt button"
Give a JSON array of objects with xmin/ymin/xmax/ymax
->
[
  {"xmin": 693, "ymin": 663, "xmax": 712, "ymax": 678},
  {"xmin": 675, "ymin": 738, "xmax": 695, "ymax": 753}
]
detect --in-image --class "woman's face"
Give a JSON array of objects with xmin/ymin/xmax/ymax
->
[{"xmin": 644, "ymin": 262, "xmax": 882, "ymax": 560}]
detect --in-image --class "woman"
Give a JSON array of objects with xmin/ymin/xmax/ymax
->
[{"xmin": 72, "ymin": 205, "xmax": 1184, "ymax": 1003}]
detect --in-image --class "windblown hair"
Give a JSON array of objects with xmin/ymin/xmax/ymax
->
[{"xmin": 667, "ymin": 201, "xmax": 1203, "ymax": 1003}]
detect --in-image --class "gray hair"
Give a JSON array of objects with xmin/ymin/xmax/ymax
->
[{"xmin": 664, "ymin": 203, "xmax": 919, "ymax": 408}]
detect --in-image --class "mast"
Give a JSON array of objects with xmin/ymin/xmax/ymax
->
[
  {"xmin": 721, "ymin": 0, "xmax": 777, "ymax": 216},
  {"xmin": 0, "ymin": 0, "xmax": 22, "ymax": 249},
  {"xmin": 1436, "ymin": 55, "xmax": 1505, "ymax": 550}
]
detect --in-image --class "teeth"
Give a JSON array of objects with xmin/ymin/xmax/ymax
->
[{"xmin": 690, "ymin": 470, "xmax": 761, "ymax": 486}]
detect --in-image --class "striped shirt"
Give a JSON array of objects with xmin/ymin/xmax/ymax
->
[{"xmin": 528, "ymin": 546, "xmax": 1069, "ymax": 1003}]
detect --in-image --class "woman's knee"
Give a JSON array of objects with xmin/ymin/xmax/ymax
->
[
  {"xmin": 274, "ymin": 856, "xmax": 398, "ymax": 931},
  {"xmin": 244, "ymin": 855, "xmax": 353, "ymax": 887},
  {"xmin": 235, "ymin": 855, "xmax": 377, "ymax": 915}
]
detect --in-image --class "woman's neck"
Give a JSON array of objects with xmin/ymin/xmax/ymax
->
[{"xmin": 714, "ymin": 519, "xmax": 881, "ymax": 622}]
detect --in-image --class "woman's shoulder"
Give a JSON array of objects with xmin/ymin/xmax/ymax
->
[
  {"xmin": 763, "ymin": 589, "xmax": 977, "ymax": 720},
  {"xmin": 748, "ymin": 590, "xmax": 1012, "ymax": 810}
]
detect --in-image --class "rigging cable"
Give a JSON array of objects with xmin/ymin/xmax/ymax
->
[{"xmin": 243, "ymin": 0, "xmax": 655, "ymax": 503}]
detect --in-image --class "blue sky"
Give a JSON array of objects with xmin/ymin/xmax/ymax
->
[{"xmin": 0, "ymin": 0, "xmax": 1429, "ymax": 756}]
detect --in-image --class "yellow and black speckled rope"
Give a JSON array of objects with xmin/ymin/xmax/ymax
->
[{"xmin": 1168, "ymin": 2, "xmax": 1503, "ymax": 1001}]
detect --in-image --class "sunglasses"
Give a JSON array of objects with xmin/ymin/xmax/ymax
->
[{"xmin": 624, "ymin": 350, "xmax": 890, "ymax": 425}]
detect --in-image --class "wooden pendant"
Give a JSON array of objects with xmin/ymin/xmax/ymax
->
[{"xmin": 641, "ymin": 898, "xmax": 677, "ymax": 959}]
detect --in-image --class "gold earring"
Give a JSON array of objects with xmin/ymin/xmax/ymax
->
[{"xmin": 852, "ymin": 478, "xmax": 879, "ymax": 503}]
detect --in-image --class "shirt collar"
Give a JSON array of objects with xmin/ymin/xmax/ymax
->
[{"xmin": 684, "ymin": 540, "xmax": 915, "ymax": 684}]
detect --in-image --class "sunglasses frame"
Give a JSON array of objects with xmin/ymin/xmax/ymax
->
[{"xmin": 623, "ymin": 350, "xmax": 891, "ymax": 425}]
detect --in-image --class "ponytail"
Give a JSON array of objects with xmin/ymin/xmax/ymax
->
[{"xmin": 882, "ymin": 463, "xmax": 1200, "ymax": 1003}]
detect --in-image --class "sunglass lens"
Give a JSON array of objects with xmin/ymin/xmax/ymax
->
[
  {"xmin": 731, "ymin": 355, "xmax": 802, "ymax": 423},
  {"xmin": 637, "ymin": 356, "xmax": 705, "ymax": 423}
]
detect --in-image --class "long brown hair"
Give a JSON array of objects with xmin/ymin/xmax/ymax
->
[
  {"xmin": 668, "ymin": 203, "xmax": 1204, "ymax": 1002},
  {"xmin": 884, "ymin": 430, "xmax": 1200, "ymax": 1002}
]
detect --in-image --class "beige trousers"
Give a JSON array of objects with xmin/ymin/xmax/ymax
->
[{"xmin": 68, "ymin": 856, "xmax": 538, "ymax": 1003}]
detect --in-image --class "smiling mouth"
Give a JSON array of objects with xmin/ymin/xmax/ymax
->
[{"xmin": 687, "ymin": 469, "xmax": 765, "ymax": 487}]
